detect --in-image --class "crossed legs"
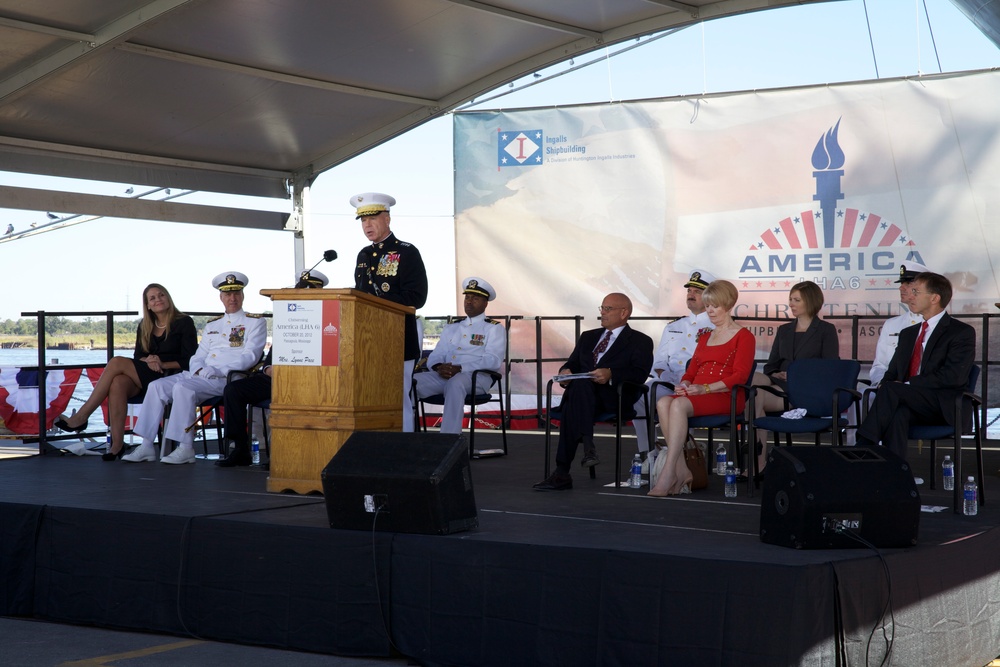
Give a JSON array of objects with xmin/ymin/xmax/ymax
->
[
  {"xmin": 63, "ymin": 356, "xmax": 143, "ymax": 454},
  {"xmin": 648, "ymin": 395, "xmax": 695, "ymax": 496}
]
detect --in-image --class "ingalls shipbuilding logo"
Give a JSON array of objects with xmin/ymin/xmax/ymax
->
[
  {"xmin": 497, "ymin": 129, "xmax": 543, "ymax": 167},
  {"xmin": 737, "ymin": 119, "xmax": 926, "ymax": 318}
]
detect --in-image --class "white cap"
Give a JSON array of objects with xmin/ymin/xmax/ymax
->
[
  {"xmin": 462, "ymin": 276, "xmax": 496, "ymax": 301},
  {"xmin": 896, "ymin": 261, "xmax": 932, "ymax": 283},
  {"xmin": 296, "ymin": 269, "xmax": 329, "ymax": 288},
  {"xmin": 349, "ymin": 192, "xmax": 395, "ymax": 219},
  {"xmin": 683, "ymin": 269, "xmax": 717, "ymax": 290},
  {"xmin": 213, "ymin": 271, "xmax": 248, "ymax": 292}
]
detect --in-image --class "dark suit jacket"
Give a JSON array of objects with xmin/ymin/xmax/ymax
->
[
  {"xmin": 883, "ymin": 312, "xmax": 975, "ymax": 427},
  {"xmin": 562, "ymin": 325, "xmax": 654, "ymax": 414},
  {"xmin": 763, "ymin": 317, "xmax": 840, "ymax": 376}
]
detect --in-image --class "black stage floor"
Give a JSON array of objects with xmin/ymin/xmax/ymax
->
[{"xmin": 2, "ymin": 431, "xmax": 1000, "ymax": 667}]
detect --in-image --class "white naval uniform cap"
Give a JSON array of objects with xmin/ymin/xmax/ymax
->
[
  {"xmin": 462, "ymin": 276, "xmax": 496, "ymax": 301},
  {"xmin": 213, "ymin": 271, "xmax": 249, "ymax": 292},
  {"xmin": 350, "ymin": 192, "xmax": 396, "ymax": 219}
]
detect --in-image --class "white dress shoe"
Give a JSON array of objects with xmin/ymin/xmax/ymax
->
[
  {"xmin": 161, "ymin": 446, "xmax": 196, "ymax": 465},
  {"xmin": 122, "ymin": 443, "xmax": 157, "ymax": 463}
]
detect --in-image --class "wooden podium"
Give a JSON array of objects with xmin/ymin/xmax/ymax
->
[{"xmin": 259, "ymin": 288, "xmax": 412, "ymax": 494}]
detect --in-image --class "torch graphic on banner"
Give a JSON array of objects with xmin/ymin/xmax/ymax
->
[{"xmin": 812, "ymin": 119, "xmax": 845, "ymax": 248}]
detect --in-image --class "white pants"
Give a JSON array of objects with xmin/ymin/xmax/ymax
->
[
  {"xmin": 632, "ymin": 380, "xmax": 676, "ymax": 453},
  {"xmin": 413, "ymin": 371, "xmax": 494, "ymax": 434},
  {"xmin": 134, "ymin": 373, "xmax": 227, "ymax": 447}
]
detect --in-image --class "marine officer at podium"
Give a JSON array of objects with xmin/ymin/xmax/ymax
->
[{"xmin": 351, "ymin": 192, "xmax": 428, "ymax": 431}]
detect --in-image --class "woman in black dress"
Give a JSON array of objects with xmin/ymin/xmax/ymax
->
[{"xmin": 55, "ymin": 283, "xmax": 197, "ymax": 460}]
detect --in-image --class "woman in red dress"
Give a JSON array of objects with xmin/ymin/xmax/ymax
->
[{"xmin": 648, "ymin": 280, "xmax": 755, "ymax": 496}]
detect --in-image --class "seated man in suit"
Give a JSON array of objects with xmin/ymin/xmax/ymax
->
[
  {"xmin": 413, "ymin": 277, "xmax": 506, "ymax": 434},
  {"xmin": 124, "ymin": 271, "xmax": 267, "ymax": 464},
  {"xmin": 533, "ymin": 293, "xmax": 654, "ymax": 491},
  {"xmin": 217, "ymin": 269, "xmax": 329, "ymax": 467},
  {"xmin": 857, "ymin": 272, "xmax": 975, "ymax": 476}
]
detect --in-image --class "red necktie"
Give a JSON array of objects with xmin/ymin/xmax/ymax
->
[
  {"xmin": 592, "ymin": 329, "xmax": 613, "ymax": 366},
  {"xmin": 907, "ymin": 321, "xmax": 928, "ymax": 379}
]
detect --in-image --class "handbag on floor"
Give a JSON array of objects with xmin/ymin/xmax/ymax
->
[
  {"xmin": 650, "ymin": 434, "xmax": 708, "ymax": 491},
  {"xmin": 683, "ymin": 434, "xmax": 708, "ymax": 491}
]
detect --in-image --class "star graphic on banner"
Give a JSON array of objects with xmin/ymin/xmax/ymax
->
[
  {"xmin": 899, "ymin": 235, "xmax": 907, "ymax": 243},
  {"xmin": 815, "ymin": 211, "xmax": 822, "ymax": 219},
  {"xmin": 880, "ymin": 222, "xmax": 888, "ymax": 229},
  {"xmin": 742, "ymin": 281, "xmax": 749, "ymax": 288},
  {"xmin": 755, "ymin": 281, "xmax": 763, "ymax": 288},
  {"xmin": 535, "ymin": 155, "xmax": 542, "ymax": 162},
  {"xmin": 769, "ymin": 281, "xmax": 777, "ymax": 287},
  {"xmin": 757, "ymin": 242, "xmax": 764, "ymax": 249},
  {"xmin": 501, "ymin": 157, "xmax": 508, "ymax": 164},
  {"xmin": 773, "ymin": 227, "xmax": 781, "ymax": 234},
  {"xmin": 500, "ymin": 133, "xmax": 508, "ymax": 141},
  {"xmin": 535, "ymin": 131, "xmax": 542, "ymax": 139},
  {"xmin": 794, "ymin": 216, "xmax": 800, "ymax": 223},
  {"xmin": 837, "ymin": 210, "xmax": 844, "ymax": 217},
  {"xmin": 869, "ymin": 279, "xmax": 877, "ymax": 286},
  {"xmin": 885, "ymin": 279, "xmax": 893, "ymax": 285},
  {"xmin": 784, "ymin": 281, "xmax": 792, "ymax": 287},
  {"xmin": 859, "ymin": 213, "xmax": 867, "ymax": 221}
]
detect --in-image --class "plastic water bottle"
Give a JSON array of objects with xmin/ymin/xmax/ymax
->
[
  {"xmin": 725, "ymin": 463, "xmax": 737, "ymax": 497},
  {"xmin": 942, "ymin": 455, "xmax": 955, "ymax": 491},
  {"xmin": 251, "ymin": 436, "xmax": 260, "ymax": 466},
  {"xmin": 963, "ymin": 476, "xmax": 978, "ymax": 516},
  {"xmin": 105, "ymin": 428, "xmax": 112, "ymax": 450},
  {"xmin": 628, "ymin": 454, "xmax": 642, "ymax": 488},
  {"xmin": 715, "ymin": 443, "xmax": 727, "ymax": 476}
]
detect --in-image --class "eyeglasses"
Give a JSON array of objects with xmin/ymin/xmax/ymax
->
[
  {"xmin": 598, "ymin": 305, "xmax": 625, "ymax": 312},
  {"xmin": 910, "ymin": 289, "xmax": 927, "ymax": 296}
]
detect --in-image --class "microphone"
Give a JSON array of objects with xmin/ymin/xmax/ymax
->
[
  {"xmin": 295, "ymin": 249, "xmax": 337, "ymax": 288},
  {"xmin": 304, "ymin": 249, "xmax": 337, "ymax": 274}
]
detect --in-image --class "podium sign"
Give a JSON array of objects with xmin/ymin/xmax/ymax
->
[
  {"xmin": 272, "ymin": 299, "xmax": 340, "ymax": 366},
  {"xmin": 260, "ymin": 288, "xmax": 412, "ymax": 494}
]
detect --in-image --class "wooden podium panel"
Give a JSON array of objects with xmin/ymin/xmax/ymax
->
[{"xmin": 260, "ymin": 288, "xmax": 412, "ymax": 494}]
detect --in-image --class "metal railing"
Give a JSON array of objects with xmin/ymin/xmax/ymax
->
[
  {"xmin": 11, "ymin": 310, "xmax": 1000, "ymax": 446},
  {"xmin": 15, "ymin": 309, "xmax": 270, "ymax": 453}
]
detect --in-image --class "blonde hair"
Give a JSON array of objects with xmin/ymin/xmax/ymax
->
[
  {"xmin": 701, "ymin": 280, "xmax": 738, "ymax": 311},
  {"xmin": 138, "ymin": 283, "xmax": 185, "ymax": 352}
]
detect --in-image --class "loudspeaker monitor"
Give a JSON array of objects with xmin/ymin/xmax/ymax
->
[
  {"xmin": 321, "ymin": 431, "xmax": 477, "ymax": 535},
  {"xmin": 759, "ymin": 445, "xmax": 920, "ymax": 549}
]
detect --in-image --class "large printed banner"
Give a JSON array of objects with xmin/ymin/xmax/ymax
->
[{"xmin": 454, "ymin": 70, "xmax": 1000, "ymax": 347}]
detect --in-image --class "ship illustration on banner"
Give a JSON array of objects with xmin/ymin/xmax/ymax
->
[{"xmin": 737, "ymin": 119, "xmax": 926, "ymax": 314}]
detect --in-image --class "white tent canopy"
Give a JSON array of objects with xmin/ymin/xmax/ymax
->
[
  {"xmin": 0, "ymin": 0, "xmax": 997, "ymax": 235},
  {"xmin": 0, "ymin": 0, "xmax": 853, "ymax": 233}
]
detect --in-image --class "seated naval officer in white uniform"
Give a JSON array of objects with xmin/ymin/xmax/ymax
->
[
  {"xmin": 631, "ymin": 269, "xmax": 716, "ymax": 455},
  {"xmin": 124, "ymin": 271, "xmax": 267, "ymax": 465},
  {"xmin": 413, "ymin": 277, "xmax": 506, "ymax": 434}
]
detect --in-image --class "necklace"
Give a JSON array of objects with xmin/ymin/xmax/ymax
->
[{"xmin": 154, "ymin": 322, "xmax": 166, "ymax": 330}]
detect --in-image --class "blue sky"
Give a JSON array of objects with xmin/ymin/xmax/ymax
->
[{"xmin": 0, "ymin": 0, "xmax": 997, "ymax": 321}]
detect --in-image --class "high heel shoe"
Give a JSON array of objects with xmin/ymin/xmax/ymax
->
[
  {"xmin": 54, "ymin": 417, "xmax": 87, "ymax": 433},
  {"xmin": 102, "ymin": 445, "xmax": 125, "ymax": 462}
]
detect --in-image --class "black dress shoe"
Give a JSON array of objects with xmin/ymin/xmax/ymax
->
[
  {"xmin": 580, "ymin": 450, "xmax": 600, "ymax": 468},
  {"xmin": 533, "ymin": 470, "xmax": 573, "ymax": 491},
  {"xmin": 216, "ymin": 449, "xmax": 253, "ymax": 467},
  {"xmin": 54, "ymin": 418, "xmax": 87, "ymax": 433},
  {"xmin": 102, "ymin": 446, "xmax": 125, "ymax": 462}
]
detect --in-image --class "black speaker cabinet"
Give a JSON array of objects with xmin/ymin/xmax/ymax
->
[
  {"xmin": 759, "ymin": 446, "xmax": 920, "ymax": 549},
  {"xmin": 321, "ymin": 431, "xmax": 478, "ymax": 535}
]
